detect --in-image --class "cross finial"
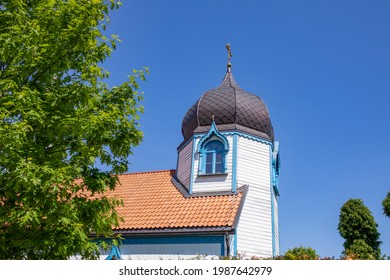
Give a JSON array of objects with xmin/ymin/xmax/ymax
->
[
  {"xmin": 226, "ymin": 44, "xmax": 232, "ymax": 63},
  {"xmin": 226, "ymin": 43, "xmax": 232, "ymax": 72}
]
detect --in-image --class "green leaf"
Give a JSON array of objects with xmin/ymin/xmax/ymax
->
[{"xmin": 0, "ymin": 0, "xmax": 147, "ymax": 260}]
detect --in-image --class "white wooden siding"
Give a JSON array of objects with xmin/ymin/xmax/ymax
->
[
  {"xmin": 236, "ymin": 136, "xmax": 273, "ymax": 258},
  {"xmin": 273, "ymin": 194, "xmax": 280, "ymax": 255},
  {"xmin": 175, "ymin": 133, "xmax": 277, "ymax": 259},
  {"xmin": 192, "ymin": 135, "xmax": 233, "ymax": 193},
  {"xmin": 176, "ymin": 139, "xmax": 193, "ymax": 189}
]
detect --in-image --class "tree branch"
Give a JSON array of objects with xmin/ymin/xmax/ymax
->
[{"xmin": 20, "ymin": 40, "xmax": 79, "ymax": 89}]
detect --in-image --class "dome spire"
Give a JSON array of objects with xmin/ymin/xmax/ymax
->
[
  {"xmin": 226, "ymin": 43, "xmax": 232, "ymax": 72},
  {"xmin": 181, "ymin": 44, "xmax": 274, "ymax": 142}
]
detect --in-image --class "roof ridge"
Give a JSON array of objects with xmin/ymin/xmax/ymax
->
[{"xmin": 118, "ymin": 169, "xmax": 175, "ymax": 176}]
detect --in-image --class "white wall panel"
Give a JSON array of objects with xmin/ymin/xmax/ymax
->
[
  {"xmin": 176, "ymin": 139, "xmax": 193, "ymax": 189},
  {"xmin": 236, "ymin": 136, "xmax": 273, "ymax": 258},
  {"xmin": 174, "ymin": 132, "xmax": 278, "ymax": 259},
  {"xmin": 273, "ymin": 194, "xmax": 280, "ymax": 255}
]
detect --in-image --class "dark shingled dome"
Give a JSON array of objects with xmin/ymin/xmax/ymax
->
[{"xmin": 181, "ymin": 69, "xmax": 274, "ymax": 142}]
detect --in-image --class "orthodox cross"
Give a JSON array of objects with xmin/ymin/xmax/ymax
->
[{"xmin": 226, "ymin": 43, "xmax": 232, "ymax": 64}]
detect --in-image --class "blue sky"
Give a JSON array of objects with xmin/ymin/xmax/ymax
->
[{"xmin": 102, "ymin": 0, "xmax": 390, "ymax": 258}]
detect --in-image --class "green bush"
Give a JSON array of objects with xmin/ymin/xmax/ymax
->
[{"xmin": 282, "ymin": 246, "xmax": 318, "ymax": 260}]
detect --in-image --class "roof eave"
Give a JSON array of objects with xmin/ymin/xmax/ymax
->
[{"xmin": 109, "ymin": 226, "xmax": 236, "ymax": 237}]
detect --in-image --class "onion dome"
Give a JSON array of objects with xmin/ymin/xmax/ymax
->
[{"xmin": 181, "ymin": 65, "xmax": 274, "ymax": 142}]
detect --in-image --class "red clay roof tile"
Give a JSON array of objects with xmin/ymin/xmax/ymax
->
[{"xmin": 101, "ymin": 170, "xmax": 243, "ymax": 231}]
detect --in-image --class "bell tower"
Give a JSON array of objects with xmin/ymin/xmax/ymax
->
[{"xmin": 175, "ymin": 45, "xmax": 280, "ymax": 258}]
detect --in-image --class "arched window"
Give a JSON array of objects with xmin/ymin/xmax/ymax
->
[
  {"xmin": 204, "ymin": 141, "xmax": 225, "ymax": 174},
  {"xmin": 196, "ymin": 121, "xmax": 229, "ymax": 175}
]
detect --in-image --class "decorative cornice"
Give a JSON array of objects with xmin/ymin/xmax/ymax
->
[
  {"xmin": 196, "ymin": 121, "xmax": 229, "ymax": 153},
  {"xmin": 222, "ymin": 131, "xmax": 273, "ymax": 146}
]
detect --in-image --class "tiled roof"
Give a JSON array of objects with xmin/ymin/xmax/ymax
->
[{"xmin": 104, "ymin": 170, "xmax": 243, "ymax": 231}]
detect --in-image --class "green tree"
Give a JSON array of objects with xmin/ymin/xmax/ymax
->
[
  {"xmin": 382, "ymin": 191, "xmax": 390, "ymax": 218},
  {"xmin": 343, "ymin": 239, "xmax": 376, "ymax": 260},
  {"xmin": 338, "ymin": 199, "xmax": 381, "ymax": 259},
  {"xmin": 0, "ymin": 0, "xmax": 146, "ymax": 259},
  {"xmin": 282, "ymin": 246, "xmax": 318, "ymax": 260}
]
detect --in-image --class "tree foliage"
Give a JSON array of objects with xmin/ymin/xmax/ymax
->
[
  {"xmin": 382, "ymin": 191, "xmax": 390, "ymax": 218},
  {"xmin": 0, "ymin": 0, "xmax": 146, "ymax": 259},
  {"xmin": 282, "ymin": 246, "xmax": 318, "ymax": 260},
  {"xmin": 338, "ymin": 199, "xmax": 381, "ymax": 259},
  {"xmin": 343, "ymin": 239, "xmax": 376, "ymax": 260}
]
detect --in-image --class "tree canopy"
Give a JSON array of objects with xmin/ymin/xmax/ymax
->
[
  {"xmin": 0, "ymin": 0, "xmax": 146, "ymax": 259},
  {"xmin": 382, "ymin": 191, "xmax": 390, "ymax": 218},
  {"xmin": 338, "ymin": 199, "xmax": 381, "ymax": 259}
]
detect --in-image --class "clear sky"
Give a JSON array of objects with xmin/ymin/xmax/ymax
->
[{"xmin": 102, "ymin": 0, "xmax": 390, "ymax": 258}]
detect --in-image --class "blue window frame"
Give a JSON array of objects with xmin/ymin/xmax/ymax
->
[
  {"xmin": 196, "ymin": 121, "xmax": 229, "ymax": 176},
  {"xmin": 204, "ymin": 141, "xmax": 225, "ymax": 174}
]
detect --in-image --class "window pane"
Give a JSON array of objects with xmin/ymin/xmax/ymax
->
[
  {"xmin": 205, "ymin": 142, "xmax": 216, "ymax": 151},
  {"xmin": 215, "ymin": 163, "xmax": 223, "ymax": 173},
  {"xmin": 216, "ymin": 153, "xmax": 223, "ymax": 163},
  {"xmin": 205, "ymin": 141, "xmax": 223, "ymax": 152},
  {"xmin": 204, "ymin": 141, "xmax": 225, "ymax": 174},
  {"xmin": 206, "ymin": 163, "xmax": 213, "ymax": 174},
  {"xmin": 206, "ymin": 153, "xmax": 213, "ymax": 164},
  {"xmin": 215, "ymin": 143, "xmax": 224, "ymax": 153}
]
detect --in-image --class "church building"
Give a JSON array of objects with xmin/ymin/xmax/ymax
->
[{"xmin": 103, "ymin": 48, "xmax": 281, "ymax": 260}]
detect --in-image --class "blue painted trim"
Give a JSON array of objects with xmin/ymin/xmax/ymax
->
[
  {"xmin": 272, "ymin": 141, "xmax": 281, "ymax": 175},
  {"xmin": 196, "ymin": 121, "xmax": 230, "ymax": 153},
  {"xmin": 269, "ymin": 145, "xmax": 276, "ymax": 257},
  {"xmin": 221, "ymin": 237, "xmax": 225, "ymax": 256},
  {"xmin": 197, "ymin": 121, "xmax": 229, "ymax": 175},
  {"xmin": 199, "ymin": 140, "xmax": 227, "ymax": 174},
  {"xmin": 122, "ymin": 235, "xmax": 225, "ymax": 256},
  {"xmin": 189, "ymin": 138, "xmax": 196, "ymax": 194},
  {"xmin": 234, "ymin": 231, "xmax": 238, "ymax": 257},
  {"xmin": 187, "ymin": 130, "xmax": 272, "ymax": 151},
  {"xmin": 221, "ymin": 131, "xmax": 273, "ymax": 147},
  {"xmin": 271, "ymin": 141, "xmax": 280, "ymax": 196},
  {"xmin": 231, "ymin": 134, "xmax": 238, "ymax": 192},
  {"xmin": 105, "ymin": 245, "xmax": 122, "ymax": 260}
]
